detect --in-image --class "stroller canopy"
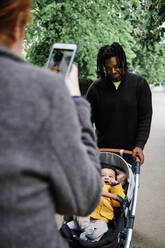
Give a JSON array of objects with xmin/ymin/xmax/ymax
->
[{"xmin": 99, "ymin": 152, "xmax": 129, "ymax": 176}]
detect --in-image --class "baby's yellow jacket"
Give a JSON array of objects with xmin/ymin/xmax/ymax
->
[{"xmin": 90, "ymin": 183, "xmax": 125, "ymax": 223}]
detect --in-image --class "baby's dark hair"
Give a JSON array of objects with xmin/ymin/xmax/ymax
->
[{"xmin": 101, "ymin": 162, "xmax": 118, "ymax": 180}]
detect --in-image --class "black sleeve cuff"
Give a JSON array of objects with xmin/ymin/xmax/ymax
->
[
  {"xmin": 72, "ymin": 96, "xmax": 82, "ymax": 98},
  {"xmin": 116, "ymin": 195, "xmax": 124, "ymax": 205},
  {"xmin": 111, "ymin": 183, "xmax": 119, "ymax": 186}
]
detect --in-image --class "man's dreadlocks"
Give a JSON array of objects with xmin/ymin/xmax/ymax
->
[{"xmin": 97, "ymin": 42, "xmax": 127, "ymax": 79}]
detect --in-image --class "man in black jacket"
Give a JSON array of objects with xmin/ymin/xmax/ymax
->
[{"xmin": 86, "ymin": 42, "xmax": 152, "ymax": 164}]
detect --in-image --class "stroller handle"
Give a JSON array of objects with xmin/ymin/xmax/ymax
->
[{"xmin": 99, "ymin": 148, "xmax": 140, "ymax": 163}]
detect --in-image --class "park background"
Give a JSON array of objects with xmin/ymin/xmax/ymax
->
[{"xmin": 24, "ymin": 0, "xmax": 165, "ymax": 94}]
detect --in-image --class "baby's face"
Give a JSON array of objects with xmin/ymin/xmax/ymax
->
[{"xmin": 101, "ymin": 168, "xmax": 116, "ymax": 184}]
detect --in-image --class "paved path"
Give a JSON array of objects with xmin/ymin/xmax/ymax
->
[{"xmin": 131, "ymin": 91, "xmax": 165, "ymax": 248}]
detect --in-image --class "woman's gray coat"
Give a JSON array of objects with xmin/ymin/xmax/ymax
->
[{"xmin": 0, "ymin": 46, "xmax": 101, "ymax": 248}]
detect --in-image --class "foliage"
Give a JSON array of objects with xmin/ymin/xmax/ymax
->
[
  {"xmin": 144, "ymin": 0, "xmax": 165, "ymax": 44},
  {"xmin": 121, "ymin": 0, "xmax": 165, "ymax": 83},
  {"xmin": 24, "ymin": 0, "xmax": 165, "ymax": 84}
]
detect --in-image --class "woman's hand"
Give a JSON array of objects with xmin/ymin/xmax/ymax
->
[{"xmin": 65, "ymin": 64, "xmax": 81, "ymax": 96}]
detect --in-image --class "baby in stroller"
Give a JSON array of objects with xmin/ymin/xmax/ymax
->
[
  {"xmin": 60, "ymin": 151, "xmax": 137, "ymax": 248},
  {"xmin": 70, "ymin": 164, "xmax": 125, "ymax": 242}
]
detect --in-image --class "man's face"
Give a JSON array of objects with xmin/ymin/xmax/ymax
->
[{"xmin": 104, "ymin": 56, "xmax": 123, "ymax": 82}]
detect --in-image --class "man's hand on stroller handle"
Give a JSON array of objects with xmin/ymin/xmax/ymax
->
[{"xmin": 132, "ymin": 146, "xmax": 144, "ymax": 164}]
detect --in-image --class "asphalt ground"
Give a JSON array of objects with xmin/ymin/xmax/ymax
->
[
  {"xmin": 56, "ymin": 90, "xmax": 165, "ymax": 248},
  {"xmin": 131, "ymin": 91, "xmax": 165, "ymax": 248}
]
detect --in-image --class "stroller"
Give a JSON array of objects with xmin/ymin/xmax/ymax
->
[{"xmin": 60, "ymin": 148, "xmax": 141, "ymax": 248}]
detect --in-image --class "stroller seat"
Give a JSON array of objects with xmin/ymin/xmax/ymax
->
[{"xmin": 60, "ymin": 213, "xmax": 125, "ymax": 248}]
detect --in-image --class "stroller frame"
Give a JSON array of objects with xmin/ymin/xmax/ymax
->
[{"xmin": 100, "ymin": 148, "xmax": 141, "ymax": 248}]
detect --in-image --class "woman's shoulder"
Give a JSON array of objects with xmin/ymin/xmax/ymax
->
[
  {"xmin": 20, "ymin": 61, "xmax": 65, "ymax": 87},
  {"xmin": 0, "ymin": 50, "xmax": 70, "ymax": 107},
  {"xmin": 0, "ymin": 47, "xmax": 65, "ymax": 89}
]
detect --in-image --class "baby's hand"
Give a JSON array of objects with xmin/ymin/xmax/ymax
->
[
  {"xmin": 102, "ymin": 191, "xmax": 108, "ymax": 197},
  {"xmin": 109, "ymin": 178, "xmax": 118, "ymax": 184},
  {"xmin": 103, "ymin": 177, "xmax": 118, "ymax": 185}
]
